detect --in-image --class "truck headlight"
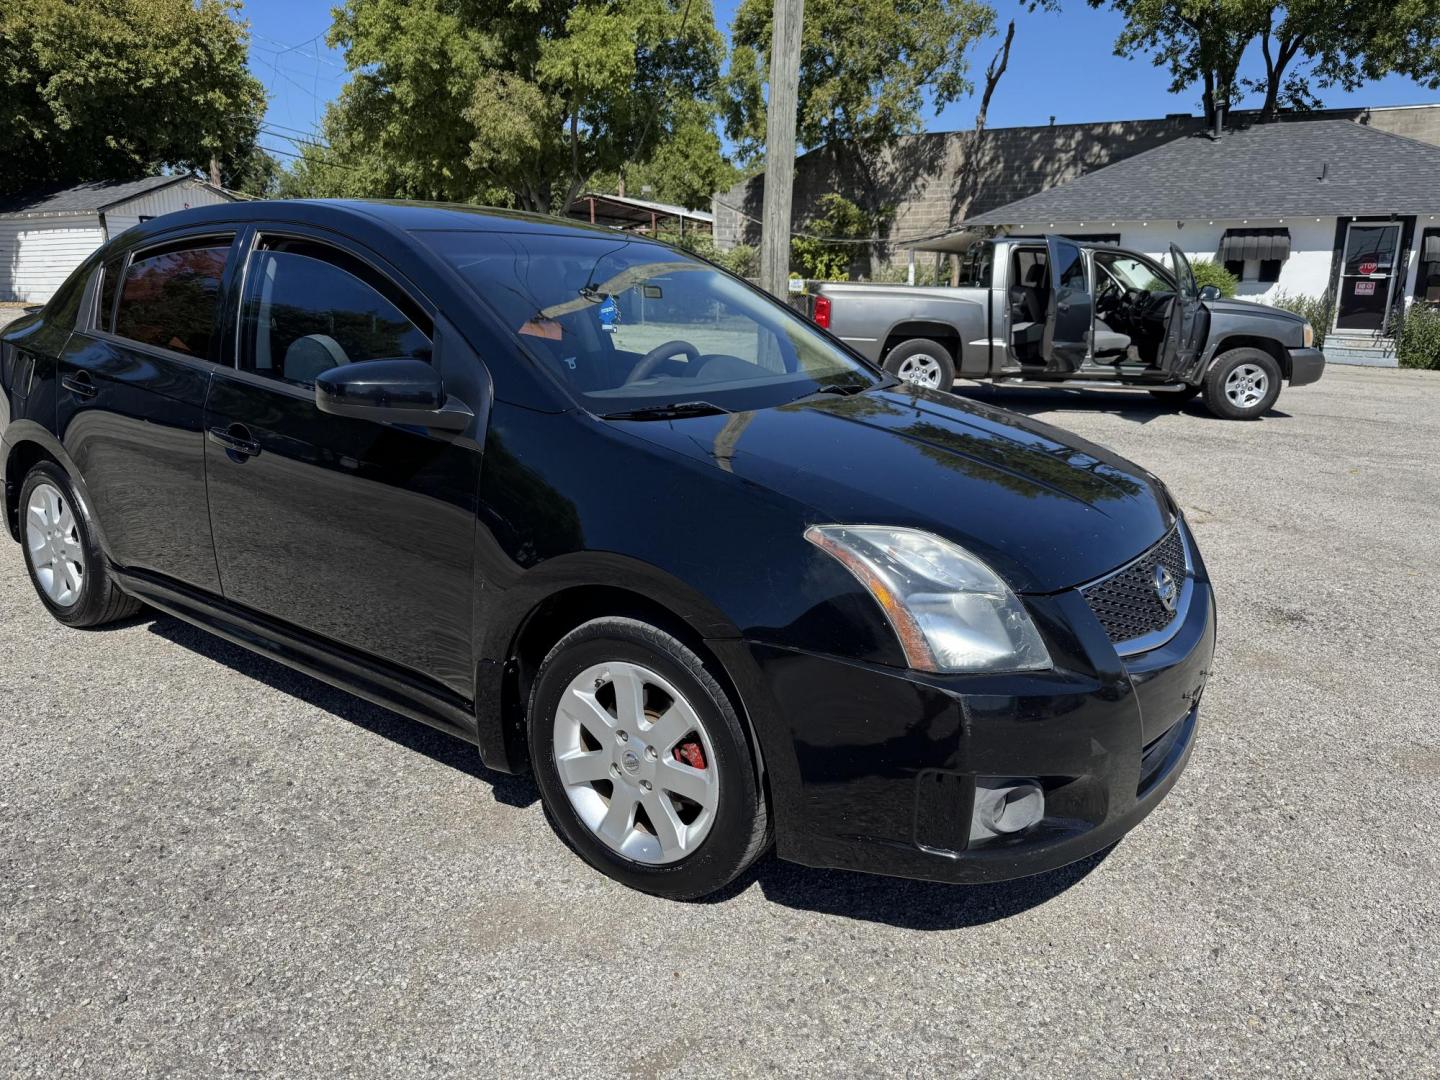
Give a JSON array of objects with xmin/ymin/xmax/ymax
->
[
  {"xmin": 805, "ymin": 525, "xmax": 1052, "ymax": 673},
  {"xmin": 1303, "ymin": 322, "xmax": 1314, "ymax": 348}
]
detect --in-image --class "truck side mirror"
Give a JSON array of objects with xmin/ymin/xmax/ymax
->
[{"xmin": 1198, "ymin": 285, "xmax": 1221, "ymax": 301}]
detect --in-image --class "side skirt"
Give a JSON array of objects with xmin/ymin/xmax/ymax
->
[{"xmin": 114, "ymin": 565, "xmax": 480, "ymax": 747}]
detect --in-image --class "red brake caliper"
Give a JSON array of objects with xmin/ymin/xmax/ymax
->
[{"xmin": 673, "ymin": 740, "xmax": 706, "ymax": 770}]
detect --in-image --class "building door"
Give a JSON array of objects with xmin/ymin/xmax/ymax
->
[{"xmin": 1335, "ymin": 222, "xmax": 1401, "ymax": 332}]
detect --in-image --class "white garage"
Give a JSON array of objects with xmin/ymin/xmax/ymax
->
[{"xmin": 0, "ymin": 175, "xmax": 234, "ymax": 304}]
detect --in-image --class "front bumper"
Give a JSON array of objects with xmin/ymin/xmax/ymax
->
[
  {"xmin": 735, "ymin": 559, "xmax": 1216, "ymax": 885},
  {"xmin": 1288, "ymin": 346, "xmax": 1325, "ymax": 386}
]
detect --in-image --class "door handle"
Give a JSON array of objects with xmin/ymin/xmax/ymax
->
[
  {"xmin": 208, "ymin": 425, "xmax": 261, "ymax": 459},
  {"xmin": 62, "ymin": 372, "xmax": 98, "ymax": 399}
]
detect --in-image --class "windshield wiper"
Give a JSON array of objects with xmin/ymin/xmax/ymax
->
[
  {"xmin": 599, "ymin": 400, "xmax": 731, "ymax": 421},
  {"xmin": 812, "ymin": 382, "xmax": 868, "ymax": 396}
]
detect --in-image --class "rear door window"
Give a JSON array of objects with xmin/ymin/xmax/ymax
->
[
  {"xmin": 113, "ymin": 238, "xmax": 233, "ymax": 357},
  {"xmin": 238, "ymin": 238, "xmax": 432, "ymax": 387}
]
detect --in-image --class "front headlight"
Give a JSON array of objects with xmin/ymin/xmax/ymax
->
[
  {"xmin": 804, "ymin": 525, "xmax": 1052, "ymax": 673},
  {"xmin": 1303, "ymin": 321, "xmax": 1315, "ymax": 348}
]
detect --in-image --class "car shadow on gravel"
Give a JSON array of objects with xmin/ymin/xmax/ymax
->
[
  {"xmin": 140, "ymin": 612, "xmax": 540, "ymax": 809},
  {"xmin": 713, "ymin": 846, "xmax": 1115, "ymax": 930},
  {"xmin": 949, "ymin": 383, "xmax": 1291, "ymax": 424}
]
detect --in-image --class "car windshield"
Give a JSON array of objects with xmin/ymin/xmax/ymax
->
[{"xmin": 429, "ymin": 230, "xmax": 881, "ymax": 414}]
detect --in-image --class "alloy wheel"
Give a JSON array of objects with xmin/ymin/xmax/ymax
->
[
  {"xmin": 895, "ymin": 354, "xmax": 943, "ymax": 388},
  {"xmin": 1224, "ymin": 363, "xmax": 1269, "ymax": 409},
  {"xmin": 26, "ymin": 482, "xmax": 84, "ymax": 608},
  {"xmin": 552, "ymin": 660, "xmax": 719, "ymax": 865}
]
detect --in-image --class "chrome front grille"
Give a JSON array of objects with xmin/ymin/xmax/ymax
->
[{"xmin": 1080, "ymin": 524, "xmax": 1190, "ymax": 653}]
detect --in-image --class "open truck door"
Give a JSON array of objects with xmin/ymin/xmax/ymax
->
[
  {"xmin": 1042, "ymin": 235, "xmax": 1092, "ymax": 372},
  {"xmin": 1160, "ymin": 243, "xmax": 1207, "ymax": 378}
]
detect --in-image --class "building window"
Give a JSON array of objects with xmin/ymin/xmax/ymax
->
[
  {"xmin": 1258, "ymin": 259, "xmax": 1282, "ymax": 284},
  {"xmin": 1224, "ymin": 259, "xmax": 1245, "ymax": 280}
]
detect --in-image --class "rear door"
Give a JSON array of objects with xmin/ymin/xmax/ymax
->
[
  {"xmin": 203, "ymin": 230, "xmax": 484, "ymax": 698},
  {"xmin": 1042, "ymin": 236, "xmax": 1092, "ymax": 372},
  {"xmin": 56, "ymin": 231, "xmax": 240, "ymax": 592},
  {"xmin": 1159, "ymin": 243, "xmax": 1206, "ymax": 376}
]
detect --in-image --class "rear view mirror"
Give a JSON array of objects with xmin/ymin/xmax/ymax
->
[
  {"xmin": 1198, "ymin": 285, "xmax": 1221, "ymax": 301},
  {"xmin": 315, "ymin": 358, "xmax": 473, "ymax": 432}
]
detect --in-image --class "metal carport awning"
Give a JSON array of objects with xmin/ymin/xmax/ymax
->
[{"xmin": 1219, "ymin": 227, "xmax": 1291, "ymax": 261}]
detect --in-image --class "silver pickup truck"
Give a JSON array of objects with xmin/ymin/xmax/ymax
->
[{"xmin": 808, "ymin": 234, "xmax": 1325, "ymax": 420}]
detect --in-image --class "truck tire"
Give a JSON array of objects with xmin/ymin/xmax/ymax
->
[
  {"xmin": 1202, "ymin": 348, "xmax": 1282, "ymax": 420},
  {"xmin": 883, "ymin": 339, "xmax": 956, "ymax": 391}
]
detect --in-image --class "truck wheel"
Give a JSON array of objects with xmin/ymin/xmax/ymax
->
[
  {"xmin": 883, "ymin": 339, "xmax": 956, "ymax": 391},
  {"xmin": 1202, "ymin": 348, "xmax": 1282, "ymax": 420}
]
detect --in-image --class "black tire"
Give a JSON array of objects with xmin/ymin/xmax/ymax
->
[
  {"xmin": 527, "ymin": 617, "xmax": 770, "ymax": 900},
  {"xmin": 1147, "ymin": 384, "xmax": 1200, "ymax": 402},
  {"xmin": 1202, "ymin": 348, "xmax": 1283, "ymax": 420},
  {"xmin": 882, "ymin": 338, "xmax": 956, "ymax": 391},
  {"xmin": 18, "ymin": 462, "xmax": 141, "ymax": 628}
]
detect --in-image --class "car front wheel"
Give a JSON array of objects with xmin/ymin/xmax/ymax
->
[
  {"xmin": 1202, "ymin": 348, "xmax": 1282, "ymax": 420},
  {"xmin": 527, "ymin": 617, "xmax": 770, "ymax": 899}
]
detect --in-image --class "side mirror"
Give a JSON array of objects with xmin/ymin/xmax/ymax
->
[
  {"xmin": 315, "ymin": 358, "xmax": 473, "ymax": 432},
  {"xmin": 1198, "ymin": 285, "xmax": 1221, "ymax": 301}
]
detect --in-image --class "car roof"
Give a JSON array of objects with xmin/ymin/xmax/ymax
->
[{"xmin": 112, "ymin": 197, "xmax": 664, "ymax": 250}]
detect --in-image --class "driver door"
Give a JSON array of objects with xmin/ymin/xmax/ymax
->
[
  {"xmin": 1042, "ymin": 236, "xmax": 1093, "ymax": 372},
  {"xmin": 1159, "ymin": 243, "xmax": 1206, "ymax": 377}
]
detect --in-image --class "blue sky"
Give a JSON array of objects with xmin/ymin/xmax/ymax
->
[{"xmin": 243, "ymin": 0, "xmax": 1440, "ymax": 161}]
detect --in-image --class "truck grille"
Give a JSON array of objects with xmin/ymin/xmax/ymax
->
[{"xmin": 1080, "ymin": 524, "xmax": 1189, "ymax": 651}]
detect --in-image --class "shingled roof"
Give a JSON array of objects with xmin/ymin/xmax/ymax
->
[
  {"xmin": 0, "ymin": 175, "xmax": 226, "ymax": 218},
  {"xmin": 961, "ymin": 119, "xmax": 1440, "ymax": 227}
]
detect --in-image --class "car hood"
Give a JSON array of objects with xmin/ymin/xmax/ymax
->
[
  {"xmin": 611, "ymin": 386, "xmax": 1175, "ymax": 594},
  {"xmin": 1201, "ymin": 296, "xmax": 1304, "ymax": 323}
]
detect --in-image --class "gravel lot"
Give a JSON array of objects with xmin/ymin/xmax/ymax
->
[{"xmin": 3, "ymin": 364, "xmax": 1438, "ymax": 1077}]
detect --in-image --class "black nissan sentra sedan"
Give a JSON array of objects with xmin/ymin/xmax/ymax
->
[{"xmin": 0, "ymin": 201, "xmax": 1215, "ymax": 899}]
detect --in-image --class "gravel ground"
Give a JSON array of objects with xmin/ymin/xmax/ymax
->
[{"xmin": 2, "ymin": 364, "xmax": 1438, "ymax": 1078}]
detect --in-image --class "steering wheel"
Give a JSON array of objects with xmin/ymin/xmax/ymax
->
[
  {"xmin": 1118, "ymin": 287, "xmax": 1148, "ymax": 321},
  {"xmin": 625, "ymin": 339, "xmax": 700, "ymax": 384}
]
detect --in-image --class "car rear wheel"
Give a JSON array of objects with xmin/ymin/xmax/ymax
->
[
  {"xmin": 883, "ymin": 338, "xmax": 956, "ymax": 391},
  {"xmin": 19, "ymin": 462, "xmax": 141, "ymax": 628},
  {"xmin": 1202, "ymin": 348, "xmax": 1282, "ymax": 420},
  {"xmin": 527, "ymin": 617, "xmax": 770, "ymax": 899}
]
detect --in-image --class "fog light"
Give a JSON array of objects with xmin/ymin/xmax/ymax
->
[{"xmin": 970, "ymin": 778, "xmax": 1045, "ymax": 843}]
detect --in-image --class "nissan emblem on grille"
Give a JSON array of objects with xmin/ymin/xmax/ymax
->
[
  {"xmin": 1153, "ymin": 565, "xmax": 1178, "ymax": 613},
  {"xmin": 1080, "ymin": 526, "xmax": 1189, "ymax": 648}
]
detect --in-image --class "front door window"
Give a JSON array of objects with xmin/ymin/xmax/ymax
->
[{"xmin": 1335, "ymin": 223, "xmax": 1400, "ymax": 333}]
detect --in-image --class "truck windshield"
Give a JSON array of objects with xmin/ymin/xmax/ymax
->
[{"xmin": 429, "ymin": 231, "xmax": 881, "ymax": 414}]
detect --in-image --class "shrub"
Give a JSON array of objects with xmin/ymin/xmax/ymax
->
[
  {"xmin": 1396, "ymin": 302, "xmax": 1440, "ymax": 370},
  {"xmin": 1268, "ymin": 292, "xmax": 1334, "ymax": 347},
  {"xmin": 721, "ymin": 243, "xmax": 759, "ymax": 279},
  {"xmin": 790, "ymin": 193, "xmax": 892, "ymax": 281},
  {"xmin": 1189, "ymin": 258, "xmax": 1238, "ymax": 298}
]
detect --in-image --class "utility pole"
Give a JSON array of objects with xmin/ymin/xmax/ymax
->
[{"xmin": 759, "ymin": 0, "xmax": 803, "ymax": 298}]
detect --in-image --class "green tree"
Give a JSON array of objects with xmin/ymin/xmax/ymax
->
[
  {"xmin": 299, "ymin": 0, "xmax": 730, "ymax": 212},
  {"xmin": 1089, "ymin": 1, "xmax": 1440, "ymax": 124},
  {"xmin": 720, "ymin": 0, "xmax": 997, "ymax": 162},
  {"xmin": 588, "ymin": 100, "xmax": 739, "ymax": 209},
  {"xmin": 790, "ymin": 194, "xmax": 893, "ymax": 279},
  {"xmin": 0, "ymin": 0, "xmax": 266, "ymax": 196}
]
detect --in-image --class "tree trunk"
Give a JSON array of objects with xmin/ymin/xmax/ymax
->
[{"xmin": 953, "ymin": 19, "xmax": 1014, "ymax": 222}]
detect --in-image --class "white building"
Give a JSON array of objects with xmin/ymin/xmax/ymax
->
[
  {"xmin": 0, "ymin": 176, "xmax": 234, "ymax": 305},
  {"xmin": 950, "ymin": 118, "xmax": 1440, "ymax": 366}
]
